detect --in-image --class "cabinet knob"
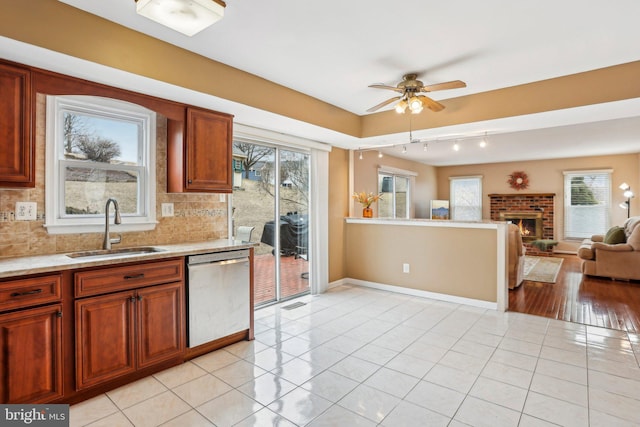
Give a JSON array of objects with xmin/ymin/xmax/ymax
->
[
  {"xmin": 56, "ymin": 311, "xmax": 62, "ymax": 318},
  {"xmin": 129, "ymin": 296, "xmax": 136, "ymax": 303},
  {"xmin": 188, "ymin": 179, "xmax": 193, "ymax": 184},
  {"xmin": 137, "ymin": 295, "xmax": 143, "ymax": 301}
]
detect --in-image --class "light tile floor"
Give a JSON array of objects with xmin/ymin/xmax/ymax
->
[{"xmin": 70, "ymin": 285, "xmax": 640, "ymax": 427}]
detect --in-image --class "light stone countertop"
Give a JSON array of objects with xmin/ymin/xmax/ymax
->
[{"xmin": 0, "ymin": 239, "xmax": 258, "ymax": 279}]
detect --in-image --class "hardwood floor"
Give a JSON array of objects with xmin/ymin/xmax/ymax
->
[{"xmin": 509, "ymin": 254, "xmax": 640, "ymax": 332}]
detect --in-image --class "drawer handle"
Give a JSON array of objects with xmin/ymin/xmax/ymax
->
[
  {"xmin": 10, "ymin": 288, "xmax": 43, "ymax": 297},
  {"xmin": 124, "ymin": 273, "xmax": 145, "ymax": 280}
]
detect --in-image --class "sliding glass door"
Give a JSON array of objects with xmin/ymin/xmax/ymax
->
[{"xmin": 232, "ymin": 141, "xmax": 310, "ymax": 306}]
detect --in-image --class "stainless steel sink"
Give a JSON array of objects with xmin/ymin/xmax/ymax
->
[{"xmin": 66, "ymin": 246, "xmax": 165, "ymax": 259}]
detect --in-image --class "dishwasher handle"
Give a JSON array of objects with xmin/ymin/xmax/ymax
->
[{"xmin": 187, "ymin": 249, "xmax": 250, "ymax": 266}]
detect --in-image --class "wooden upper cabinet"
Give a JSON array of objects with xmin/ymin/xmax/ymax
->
[
  {"xmin": 0, "ymin": 62, "xmax": 33, "ymax": 187},
  {"xmin": 168, "ymin": 107, "xmax": 233, "ymax": 193}
]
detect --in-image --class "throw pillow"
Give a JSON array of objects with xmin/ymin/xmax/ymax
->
[{"xmin": 604, "ymin": 226, "xmax": 626, "ymax": 244}]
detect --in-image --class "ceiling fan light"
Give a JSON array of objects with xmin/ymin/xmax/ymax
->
[
  {"xmin": 408, "ymin": 96, "xmax": 423, "ymax": 113},
  {"xmin": 135, "ymin": 0, "xmax": 225, "ymax": 36},
  {"xmin": 394, "ymin": 100, "xmax": 408, "ymax": 114}
]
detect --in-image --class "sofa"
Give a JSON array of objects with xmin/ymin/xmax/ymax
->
[
  {"xmin": 578, "ymin": 216, "xmax": 640, "ymax": 280},
  {"xmin": 508, "ymin": 223, "xmax": 526, "ymax": 289}
]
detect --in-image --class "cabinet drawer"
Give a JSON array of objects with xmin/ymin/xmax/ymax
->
[
  {"xmin": 75, "ymin": 259, "xmax": 184, "ymax": 298},
  {"xmin": 0, "ymin": 274, "xmax": 62, "ymax": 312}
]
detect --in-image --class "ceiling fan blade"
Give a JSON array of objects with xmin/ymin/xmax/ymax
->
[
  {"xmin": 421, "ymin": 80, "xmax": 467, "ymax": 92},
  {"xmin": 368, "ymin": 84, "xmax": 404, "ymax": 93},
  {"xmin": 366, "ymin": 96, "xmax": 402, "ymax": 113},
  {"xmin": 418, "ymin": 95, "xmax": 445, "ymax": 112}
]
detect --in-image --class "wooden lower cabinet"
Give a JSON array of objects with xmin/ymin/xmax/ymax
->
[
  {"xmin": 137, "ymin": 282, "xmax": 184, "ymax": 369},
  {"xmin": 0, "ymin": 304, "xmax": 63, "ymax": 403},
  {"xmin": 75, "ymin": 282, "xmax": 184, "ymax": 390}
]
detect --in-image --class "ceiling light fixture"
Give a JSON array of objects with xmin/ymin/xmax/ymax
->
[
  {"xmin": 423, "ymin": 143, "xmax": 428, "ymax": 151},
  {"xmin": 135, "ymin": 0, "xmax": 226, "ymax": 36},
  {"xmin": 394, "ymin": 100, "xmax": 408, "ymax": 114},
  {"xmin": 378, "ymin": 151, "xmax": 383, "ymax": 158},
  {"xmin": 453, "ymin": 141, "xmax": 460, "ymax": 151},
  {"xmin": 407, "ymin": 96, "xmax": 423, "ymax": 114},
  {"xmin": 402, "ymin": 145, "xmax": 407, "ymax": 154},
  {"xmin": 359, "ymin": 151, "xmax": 363, "ymax": 160}
]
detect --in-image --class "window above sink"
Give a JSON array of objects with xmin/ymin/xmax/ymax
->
[{"xmin": 44, "ymin": 95, "xmax": 157, "ymax": 234}]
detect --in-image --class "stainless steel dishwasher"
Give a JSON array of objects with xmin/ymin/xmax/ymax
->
[{"xmin": 186, "ymin": 249, "xmax": 250, "ymax": 348}]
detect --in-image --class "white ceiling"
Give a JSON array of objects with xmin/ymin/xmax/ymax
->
[{"xmin": 30, "ymin": 1, "xmax": 640, "ymax": 164}]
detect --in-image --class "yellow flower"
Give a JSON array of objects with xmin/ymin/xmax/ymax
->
[{"xmin": 352, "ymin": 191, "xmax": 382, "ymax": 208}]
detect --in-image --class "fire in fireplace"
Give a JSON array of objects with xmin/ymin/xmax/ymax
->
[{"xmin": 499, "ymin": 212, "xmax": 543, "ymax": 241}]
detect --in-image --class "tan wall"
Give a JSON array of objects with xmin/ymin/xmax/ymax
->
[
  {"xmin": 436, "ymin": 153, "xmax": 640, "ymax": 251},
  {"xmin": 353, "ymin": 152, "xmax": 438, "ymax": 218},
  {"xmin": 0, "ymin": 96, "xmax": 227, "ymax": 259},
  {"xmin": 345, "ymin": 223, "xmax": 498, "ymax": 302},
  {"xmin": 328, "ymin": 148, "xmax": 350, "ymax": 282}
]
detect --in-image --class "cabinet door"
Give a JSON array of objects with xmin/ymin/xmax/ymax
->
[
  {"xmin": 185, "ymin": 107, "xmax": 232, "ymax": 192},
  {"xmin": 136, "ymin": 282, "xmax": 184, "ymax": 369},
  {"xmin": 0, "ymin": 62, "xmax": 33, "ymax": 187},
  {"xmin": 0, "ymin": 304, "xmax": 63, "ymax": 403},
  {"xmin": 75, "ymin": 291, "xmax": 136, "ymax": 390}
]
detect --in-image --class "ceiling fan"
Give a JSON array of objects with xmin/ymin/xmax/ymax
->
[{"xmin": 367, "ymin": 73, "xmax": 466, "ymax": 114}]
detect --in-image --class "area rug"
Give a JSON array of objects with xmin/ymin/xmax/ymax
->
[{"xmin": 523, "ymin": 256, "xmax": 564, "ymax": 283}]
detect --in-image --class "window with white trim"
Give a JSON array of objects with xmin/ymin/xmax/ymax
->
[
  {"xmin": 563, "ymin": 170, "xmax": 611, "ymax": 239},
  {"xmin": 450, "ymin": 176, "xmax": 483, "ymax": 221},
  {"xmin": 45, "ymin": 95, "xmax": 156, "ymax": 234},
  {"xmin": 378, "ymin": 166, "xmax": 415, "ymax": 218}
]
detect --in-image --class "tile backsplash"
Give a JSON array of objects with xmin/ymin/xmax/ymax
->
[{"xmin": 0, "ymin": 95, "xmax": 228, "ymax": 259}]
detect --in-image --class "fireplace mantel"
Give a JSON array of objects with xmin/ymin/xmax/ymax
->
[{"xmin": 488, "ymin": 193, "xmax": 556, "ymax": 198}]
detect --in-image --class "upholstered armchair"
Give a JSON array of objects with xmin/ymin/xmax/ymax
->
[
  {"xmin": 508, "ymin": 223, "xmax": 526, "ymax": 289},
  {"xmin": 578, "ymin": 216, "xmax": 640, "ymax": 280}
]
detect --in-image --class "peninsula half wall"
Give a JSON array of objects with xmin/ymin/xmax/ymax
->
[{"xmin": 344, "ymin": 218, "xmax": 509, "ymax": 311}]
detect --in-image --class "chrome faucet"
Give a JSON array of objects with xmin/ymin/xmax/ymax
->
[{"xmin": 103, "ymin": 198, "xmax": 122, "ymax": 250}]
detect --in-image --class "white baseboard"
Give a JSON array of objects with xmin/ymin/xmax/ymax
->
[
  {"xmin": 336, "ymin": 278, "xmax": 498, "ymax": 310},
  {"xmin": 327, "ymin": 278, "xmax": 349, "ymax": 289}
]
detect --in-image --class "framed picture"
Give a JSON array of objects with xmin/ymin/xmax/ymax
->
[{"xmin": 430, "ymin": 200, "xmax": 450, "ymax": 220}]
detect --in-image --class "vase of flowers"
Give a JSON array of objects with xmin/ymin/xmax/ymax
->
[{"xmin": 353, "ymin": 191, "xmax": 382, "ymax": 218}]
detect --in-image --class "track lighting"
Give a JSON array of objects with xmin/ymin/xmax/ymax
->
[
  {"xmin": 378, "ymin": 151, "xmax": 383, "ymax": 158},
  {"xmin": 479, "ymin": 132, "xmax": 488, "ymax": 148},
  {"xmin": 402, "ymin": 146, "xmax": 407, "ymax": 154},
  {"xmin": 423, "ymin": 143, "xmax": 428, "ymax": 151},
  {"xmin": 359, "ymin": 151, "xmax": 363, "ymax": 160},
  {"xmin": 453, "ymin": 141, "xmax": 460, "ymax": 151}
]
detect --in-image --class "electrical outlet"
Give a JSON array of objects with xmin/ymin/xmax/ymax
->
[
  {"xmin": 16, "ymin": 202, "xmax": 37, "ymax": 221},
  {"xmin": 403, "ymin": 263, "xmax": 410, "ymax": 274},
  {"xmin": 161, "ymin": 203, "xmax": 174, "ymax": 217}
]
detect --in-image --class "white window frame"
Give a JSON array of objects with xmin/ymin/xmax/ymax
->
[
  {"xmin": 44, "ymin": 95, "xmax": 156, "ymax": 234},
  {"xmin": 563, "ymin": 169, "xmax": 612, "ymax": 240},
  {"xmin": 378, "ymin": 165, "xmax": 416, "ymax": 219},
  {"xmin": 450, "ymin": 175, "xmax": 483, "ymax": 221}
]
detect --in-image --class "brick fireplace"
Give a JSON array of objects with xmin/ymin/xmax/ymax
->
[{"xmin": 489, "ymin": 193, "xmax": 556, "ymax": 255}]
